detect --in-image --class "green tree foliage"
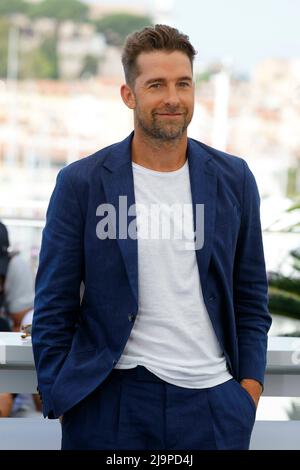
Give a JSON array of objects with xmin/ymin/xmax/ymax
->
[
  {"xmin": 94, "ymin": 13, "xmax": 153, "ymax": 47},
  {"xmin": 268, "ymin": 200, "xmax": 300, "ymax": 320},
  {"xmin": 27, "ymin": 0, "xmax": 88, "ymax": 23},
  {"xmin": 268, "ymin": 278, "xmax": 300, "ymax": 320},
  {"xmin": 0, "ymin": 0, "xmax": 88, "ymax": 22},
  {"xmin": 0, "ymin": 0, "xmax": 89, "ymax": 79},
  {"xmin": 0, "ymin": 18, "xmax": 9, "ymax": 77},
  {"xmin": 19, "ymin": 36, "xmax": 59, "ymax": 79},
  {"xmin": 80, "ymin": 54, "xmax": 101, "ymax": 78},
  {"xmin": 0, "ymin": 0, "xmax": 28, "ymax": 16},
  {"xmin": 287, "ymin": 400, "xmax": 300, "ymax": 420}
]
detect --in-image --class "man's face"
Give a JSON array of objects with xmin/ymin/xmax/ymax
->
[{"xmin": 130, "ymin": 50, "xmax": 195, "ymax": 141}]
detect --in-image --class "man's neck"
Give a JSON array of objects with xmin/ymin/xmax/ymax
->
[{"xmin": 131, "ymin": 128, "xmax": 188, "ymax": 172}]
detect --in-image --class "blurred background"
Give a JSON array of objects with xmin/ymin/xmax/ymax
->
[{"xmin": 0, "ymin": 0, "xmax": 299, "ymax": 421}]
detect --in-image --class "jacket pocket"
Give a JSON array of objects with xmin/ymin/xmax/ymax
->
[{"xmin": 233, "ymin": 379, "xmax": 257, "ymax": 415}]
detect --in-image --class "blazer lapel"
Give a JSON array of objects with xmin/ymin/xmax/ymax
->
[
  {"xmin": 101, "ymin": 132, "xmax": 138, "ymax": 305},
  {"xmin": 187, "ymin": 139, "xmax": 218, "ymax": 293}
]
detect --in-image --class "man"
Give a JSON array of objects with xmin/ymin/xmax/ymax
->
[{"xmin": 32, "ymin": 24, "xmax": 272, "ymax": 450}]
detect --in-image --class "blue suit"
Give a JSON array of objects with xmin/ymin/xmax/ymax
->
[{"xmin": 32, "ymin": 132, "xmax": 271, "ymax": 429}]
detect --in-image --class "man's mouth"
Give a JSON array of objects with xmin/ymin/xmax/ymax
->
[{"xmin": 156, "ymin": 113, "xmax": 182, "ymax": 117}]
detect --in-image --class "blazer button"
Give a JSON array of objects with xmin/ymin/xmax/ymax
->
[
  {"xmin": 209, "ymin": 295, "xmax": 216, "ymax": 302},
  {"xmin": 128, "ymin": 314, "xmax": 135, "ymax": 322}
]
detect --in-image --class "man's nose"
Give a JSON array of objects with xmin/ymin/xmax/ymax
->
[{"xmin": 163, "ymin": 85, "xmax": 180, "ymax": 107}]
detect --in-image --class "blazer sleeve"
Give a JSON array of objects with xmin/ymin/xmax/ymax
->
[
  {"xmin": 233, "ymin": 160, "xmax": 272, "ymax": 386},
  {"xmin": 32, "ymin": 167, "xmax": 84, "ymax": 418}
]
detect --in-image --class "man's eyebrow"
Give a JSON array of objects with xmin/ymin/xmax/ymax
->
[
  {"xmin": 144, "ymin": 76, "xmax": 193, "ymax": 86},
  {"xmin": 177, "ymin": 76, "xmax": 193, "ymax": 82}
]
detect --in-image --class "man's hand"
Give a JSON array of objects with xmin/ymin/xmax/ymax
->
[{"xmin": 240, "ymin": 379, "xmax": 263, "ymax": 408}]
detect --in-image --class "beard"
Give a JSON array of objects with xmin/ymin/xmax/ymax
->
[{"xmin": 135, "ymin": 106, "xmax": 193, "ymax": 142}]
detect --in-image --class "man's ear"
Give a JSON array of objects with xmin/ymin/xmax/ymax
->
[{"xmin": 120, "ymin": 83, "xmax": 136, "ymax": 109}]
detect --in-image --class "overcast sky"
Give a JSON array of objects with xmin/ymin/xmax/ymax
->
[{"xmin": 84, "ymin": 0, "xmax": 300, "ymax": 76}]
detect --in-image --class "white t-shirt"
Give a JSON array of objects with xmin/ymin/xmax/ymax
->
[
  {"xmin": 115, "ymin": 159, "xmax": 232, "ymax": 389},
  {"xmin": 4, "ymin": 253, "xmax": 34, "ymax": 314}
]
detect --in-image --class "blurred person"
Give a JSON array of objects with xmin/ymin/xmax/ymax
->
[
  {"xmin": 0, "ymin": 221, "xmax": 34, "ymax": 332},
  {"xmin": 0, "ymin": 221, "xmax": 41, "ymax": 418},
  {"xmin": 0, "ymin": 306, "xmax": 13, "ymax": 417},
  {"xmin": 32, "ymin": 25, "xmax": 271, "ymax": 450}
]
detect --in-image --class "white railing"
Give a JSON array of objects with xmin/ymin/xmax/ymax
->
[{"xmin": 0, "ymin": 333, "xmax": 300, "ymax": 450}]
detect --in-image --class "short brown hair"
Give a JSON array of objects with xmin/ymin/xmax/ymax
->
[{"xmin": 121, "ymin": 24, "xmax": 197, "ymax": 87}]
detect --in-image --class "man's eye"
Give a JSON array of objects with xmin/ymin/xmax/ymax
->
[
  {"xmin": 179, "ymin": 82, "xmax": 190, "ymax": 87},
  {"xmin": 150, "ymin": 83, "xmax": 161, "ymax": 88}
]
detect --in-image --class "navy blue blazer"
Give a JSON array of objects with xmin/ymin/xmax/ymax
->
[{"xmin": 32, "ymin": 131, "xmax": 272, "ymax": 419}]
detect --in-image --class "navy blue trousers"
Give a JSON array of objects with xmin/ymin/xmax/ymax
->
[{"xmin": 61, "ymin": 365, "xmax": 256, "ymax": 450}]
